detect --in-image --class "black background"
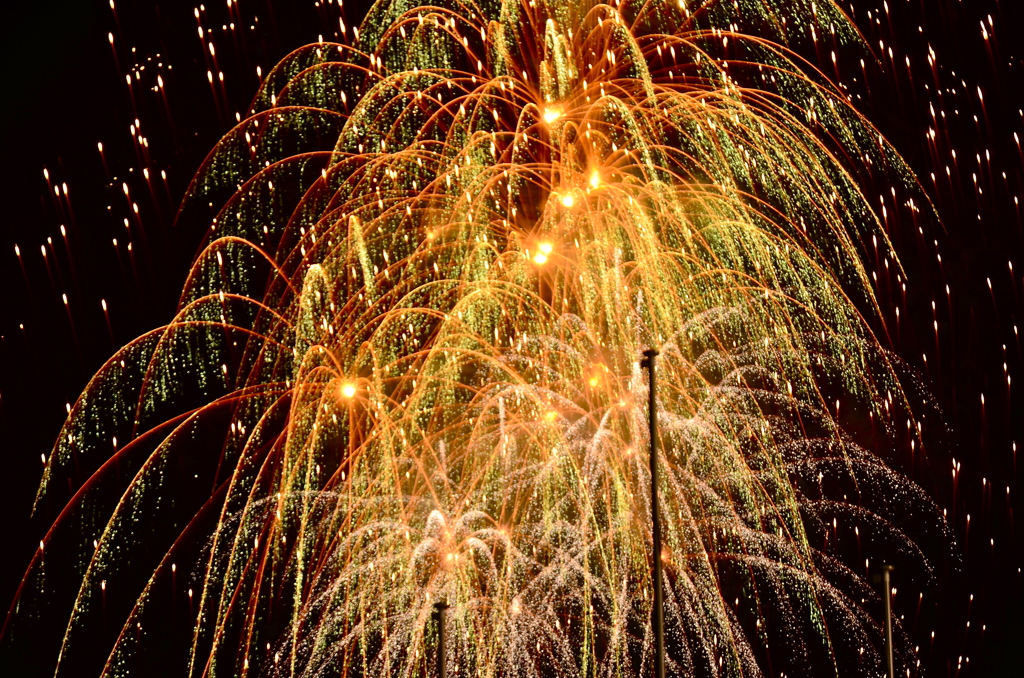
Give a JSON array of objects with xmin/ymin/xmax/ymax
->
[{"xmin": 1, "ymin": 0, "xmax": 1022, "ymax": 674}]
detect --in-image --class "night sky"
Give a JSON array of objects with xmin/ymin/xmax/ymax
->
[{"xmin": 1, "ymin": 0, "xmax": 1022, "ymax": 675}]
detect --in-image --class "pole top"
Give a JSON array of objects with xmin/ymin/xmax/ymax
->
[
  {"xmin": 882, "ymin": 564, "xmax": 895, "ymax": 573},
  {"xmin": 641, "ymin": 349, "xmax": 659, "ymax": 368},
  {"xmin": 433, "ymin": 600, "xmax": 450, "ymax": 611}
]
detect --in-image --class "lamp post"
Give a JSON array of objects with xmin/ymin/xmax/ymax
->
[
  {"xmin": 433, "ymin": 600, "xmax": 449, "ymax": 678},
  {"xmin": 641, "ymin": 349, "xmax": 666, "ymax": 678},
  {"xmin": 882, "ymin": 565, "xmax": 895, "ymax": 678}
]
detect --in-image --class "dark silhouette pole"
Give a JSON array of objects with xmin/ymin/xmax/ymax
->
[
  {"xmin": 433, "ymin": 600, "xmax": 449, "ymax": 678},
  {"xmin": 641, "ymin": 349, "xmax": 666, "ymax": 678},
  {"xmin": 882, "ymin": 565, "xmax": 895, "ymax": 678}
]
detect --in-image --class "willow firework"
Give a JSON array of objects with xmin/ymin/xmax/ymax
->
[{"xmin": 15, "ymin": 0, "xmax": 947, "ymax": 676}]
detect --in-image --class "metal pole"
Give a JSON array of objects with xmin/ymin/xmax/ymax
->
[
  {"xmin": 882, "ymin": 565, "xmax": 895, "ymax": 678},
  {"xmin": 642, "ymin": 349, "xmax": 666, "ymax": 678},
  {"xmin": 433, "ymin": 600, "xmax": 449, "ymax": 678}
]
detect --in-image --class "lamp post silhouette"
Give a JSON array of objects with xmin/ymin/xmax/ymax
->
[
  {"xmin": 882, "ymin": 565, "xmax": 895, "ymax": 678},
  {"xmin": 433, "ymin": 600, "xmax": 449, "ymax": 678},
  {"xmin": 641, "ymin": 349, "xmax": 666, "ymax": 678}
]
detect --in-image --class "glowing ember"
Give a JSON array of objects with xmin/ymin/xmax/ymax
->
[{"xmin": 542, "ymin": 108, "xmax": 562, "ymax": 124}]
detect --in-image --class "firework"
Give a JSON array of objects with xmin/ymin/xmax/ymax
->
[{"xmin": 14, "ymin": 1, "xmax": 949, "ymax": 676}]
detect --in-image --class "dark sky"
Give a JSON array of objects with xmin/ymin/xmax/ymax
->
[{"xmin": 1, "ymin": 0, "xmax": 1022, "ymax": 675}]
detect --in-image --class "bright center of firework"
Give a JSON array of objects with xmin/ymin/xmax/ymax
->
[
  {"xmin": 542, "ymin": 107, "xmax": 562, "ymax": 124},
  {"xmin": 589, "ymin": 170, "xmax": 601, "ymax": 188},
  {"xmin": 533, "ymin": 241, "xmax": 554, "ymax": 264},
  {"xmin": 561, "ymin": 193, "xmax": 575, "ymax": 207},
  {"xmin": 340, "ymin": 382, "xmax": 356, "ymax": 399}
]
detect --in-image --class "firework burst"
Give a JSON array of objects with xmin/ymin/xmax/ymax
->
[{"xmin": 15, "ymin": 1, "xmax": 950, "ymax": 676}]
